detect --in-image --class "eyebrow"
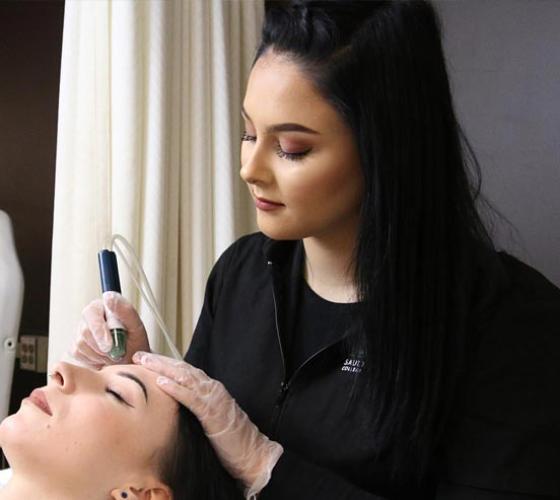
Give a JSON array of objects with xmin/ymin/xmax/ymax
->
[
  {"xmin": 117, "ymin": 372, "xmax": 148, "ymax": 403},
  {"xmin": 241, "ymin": 105, "xmax": 319, "ymax": 135}
]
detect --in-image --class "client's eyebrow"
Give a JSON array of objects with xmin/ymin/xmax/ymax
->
[
  {"xmin": 117, "ymin": 372, "xmax": 148, "ymax": 403},
  {"xmin": 241, "ymin": 105, "xmax": 319, "ymax": 135}
]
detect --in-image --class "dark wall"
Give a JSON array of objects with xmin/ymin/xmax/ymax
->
[
  {"xmin": 437, "ymin": 0, "xmax": 560, "ymax": 286},
  {"xmin": 0, "ymin": 0, "xmax": 65, "ymax": 465}
]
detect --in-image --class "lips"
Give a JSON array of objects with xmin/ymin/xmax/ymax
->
[
  {"xmin": 28, "ymin": 388, "xmax": 52, "ymax": 416},
  {"xmin": 254, "ymin": 196, "xmax": 285, "ymax": 211},
  {"xmin": 257, "ymin": 196, "xmax": 284, "ymax": 203},
  {"xmin": 255, "ymin": 195, "xmax": 284, "ymax": 206},
  {"xmin": 252, "ymin": 190, "xmax": 285, "ymax": 211}
]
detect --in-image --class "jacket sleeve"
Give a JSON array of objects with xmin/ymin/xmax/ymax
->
[
  {"xmin": 258, "ymin": 449, "xmax": 558, "ymax": 500},
  {"xmin": 437, "ymin": 481, "xmax": 557, "ymax": 499},
  {"xmin": 259, "ymin": 449, "xmax": 387, "ymax": 499},
  {"xmin": 259, "ymin": 453, "xmax": 558, "ymax": 500},
  {"xmin": 259, "ymin": 447, "xmax": 559, "ymax": 500}
]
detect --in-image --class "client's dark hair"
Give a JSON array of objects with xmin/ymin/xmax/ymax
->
[{"xmin": 159, "ymin": 405, "xmax": 245, "ymax": 500}]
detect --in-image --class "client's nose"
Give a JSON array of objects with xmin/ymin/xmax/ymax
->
[{"xmin": 49, "ymin": 361, "xmax": 78, "ymax": 393}]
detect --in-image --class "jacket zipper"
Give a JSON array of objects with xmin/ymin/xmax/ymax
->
[
  {"xmin": 268, "ymin": 260, "xmax": 287, "ymax": 438},
  {"xmin": 269, "ymin": 261, "xmax": 286, "ymax": 378},
  {"xmin": 268, "ymin": 260, "xmax": 348, "ymax": 438}
]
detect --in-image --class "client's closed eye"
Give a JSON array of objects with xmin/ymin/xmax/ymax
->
[{"xmin": 106, "ymin": 388, "xmax": 134, "ymax": 408}]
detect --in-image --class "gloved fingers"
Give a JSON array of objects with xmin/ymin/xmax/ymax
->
[
  {"xmin": 204, "ymin": 397, "xmax": 249, "ymax": 437},
  {"xmin": 153, "ymin": 374, "xmax": 200, "ymax": 410},
  {"xmin": 102, "ymin": 292, "xmax": 152, "ymax": 361},
  {"xmin": 132, "ymin": 351, "xmax": 208, "ymax": 386},
  {"xmin": 69, "ymin": 339, "xmax": 110, "ymax": 369},
  {"xmin": 70, "ymin": 320, "xmax": 115, "ymax": 367},
  {"xmin": 153, "ymin": 373, "xmax": 228, "ymax": 429},
  {"xmin": 80, "ymin": 321, "xmax": 110, "ymax": 356},
  {"xmin": 134, "ymin": 352, "xmax": 231, "ymax": 422},
  {"xmin": 81, "ymin": 299, "xmax": 112, "ymax": 353},
  {"xmin": 103, "ymin": 291, "xmax": 145, "ymax": 333}
]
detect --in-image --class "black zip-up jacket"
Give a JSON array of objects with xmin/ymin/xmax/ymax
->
[{"xmin": 185, "ymin": 232, "xmax": 560, "ymax": 499}]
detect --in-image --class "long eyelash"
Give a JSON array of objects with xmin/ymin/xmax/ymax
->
[
  {"xmin": 240, "ymin": 131, "xmax": 310, "ymax": 162},
  {"xmin": 240, "ymin": 131, "xmax": 255, "ymax": 143},
  {"xmin": 274, "ymin": 143, "xmax": 310, "ymax": 161},
  {"xmin": 106, "ymin": 388, "xmax": 131, "ymax": 407}
]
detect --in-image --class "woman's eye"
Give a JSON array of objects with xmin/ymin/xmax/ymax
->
[
  {"xmin": 240, "ymin": 130, "xmax": 311, "ymax": 162},
  {"xmin": 274, "ymin": 143, "xmax": 311, "ymax": 162},
  {"xmin": 241, "ymin": 131, "xmax": 256, "ymax": 143},
  {"xmin": 106, "ymin": 388, "xmax": 132, "ymax": 407}
]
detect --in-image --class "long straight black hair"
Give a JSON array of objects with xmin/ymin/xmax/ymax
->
[
  {"xmin": 159, "ymin": 405, "xmax": 245, "ymax": 499},
  {"xmin": 254, "ymin": 0, "xmax": 512, "ymax": 484}
]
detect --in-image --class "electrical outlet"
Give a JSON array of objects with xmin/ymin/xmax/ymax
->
[{"xmin": 18, "ymin": 335, "xmax": 48, "ymax": 373}]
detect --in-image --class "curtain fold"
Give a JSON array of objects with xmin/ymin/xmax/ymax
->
[{"xmin": 49, "ymin": 0, "xmax": 261, "ymax": 367}]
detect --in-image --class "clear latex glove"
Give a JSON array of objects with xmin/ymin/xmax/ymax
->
[
  {"xmin": 133, "ymin": 351, "xmax": 284, "ymax": 499},
  {"xmin": 70, "ymin": 292, "xmax": 151, "ymax": 368}
]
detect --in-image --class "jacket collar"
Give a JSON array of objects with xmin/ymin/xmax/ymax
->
[
  {"xmin": 261, "ymin": 235, "xmax": 354, "ymax": 373},
  {"xmin": 262, "ymin": 236, "xmax": 300, "ymax": 266},
  {"xmin": 262, "ymin": 237, "xmax": 305, "ymax": 360}
]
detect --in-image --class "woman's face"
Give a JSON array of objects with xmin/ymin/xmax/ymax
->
[
  {"xmin": 0, "ymin": 362, "xmax": 177, "ymax": 496},
  {"xmin": 240, "ymin": 48, "xmax": 364, "ymax": 241}
]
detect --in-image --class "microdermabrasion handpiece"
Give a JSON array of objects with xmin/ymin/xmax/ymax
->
[{"xmin": 98, "ymin": 249, "xmax": 127, "ymax": 361}]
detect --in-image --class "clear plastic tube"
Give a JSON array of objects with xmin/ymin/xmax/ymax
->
[{"xmin": 110, "ymin": 234, "xmax": 182, "ymax": 360}]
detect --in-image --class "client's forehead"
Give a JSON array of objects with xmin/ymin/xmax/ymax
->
[{"xmin": 103, "ymin": 363, "xmax": 154, "ymax": 379}]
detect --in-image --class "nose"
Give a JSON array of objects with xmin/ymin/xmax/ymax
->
[
  {"xmin": 49, "ymin": 361, "xmax": 88, "ymax": 393},
  {"xmin": 240, "ymin": 142, "xmax": 273, "ymax": 186}
]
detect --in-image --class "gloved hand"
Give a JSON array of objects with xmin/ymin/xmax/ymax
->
[
  {"xmin": 70, "ymin": 291, "xmax": 151, "ymax": 368},
  {"xmin": 133, "ymin": 351, "xmax": 284, "ymax": 499}
]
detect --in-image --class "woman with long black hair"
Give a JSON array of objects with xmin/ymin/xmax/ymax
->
[{"xmin": 73, "ymin": 1, "xmax": 560, "ymax": 498}]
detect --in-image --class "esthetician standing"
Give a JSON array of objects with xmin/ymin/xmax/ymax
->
[{"xmin": 72, "ymin": 1, "xmax": 560, "ymax": 499}]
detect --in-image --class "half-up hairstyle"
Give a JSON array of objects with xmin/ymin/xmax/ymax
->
[{"xmin": 255, "ymin": 0, "xmax": 511, "ymax": 484}]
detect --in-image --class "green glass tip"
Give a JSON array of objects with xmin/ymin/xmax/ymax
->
[{"xmin": 109, "ymin": 328, "xmax": 127, "ymax": 361}]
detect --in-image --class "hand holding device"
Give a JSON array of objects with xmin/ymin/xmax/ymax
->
[
  {"xmin": 70, "ymin": 291, "xmax": 150, "ymax": 368},
  {"xmin": 71, "ymin": 233, "xmax": 181, "ymax": 367},
  {"xmin": 133, "ymin": 351, "xmax": 284, "ymax": 499}
]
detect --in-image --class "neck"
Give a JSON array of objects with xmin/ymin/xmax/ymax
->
[
  {"xmin": 0, "ymin": 472, "xmax": 96, "ymax": 500},
  {"xmin": 303, "ymin": 222, "xmax": 359, "ymax": 303}
]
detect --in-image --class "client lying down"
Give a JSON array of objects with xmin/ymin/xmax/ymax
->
[{"xmin": 0, "ymin": 361, "xmax": 244, "ymax": 499}]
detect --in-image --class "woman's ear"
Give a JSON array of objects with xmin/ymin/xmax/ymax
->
[
  {"xmin": 110, "ymin": 487, "xmax": 138, "ymax": 500},
  {"xmin": 110, "ymin": 483, "xmax": 172, "ymax": 500}
]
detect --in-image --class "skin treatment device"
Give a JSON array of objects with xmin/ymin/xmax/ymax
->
[
  {"xmin": 96, "ymin": 235, "xmax": 182, "ymax": 361},
  {"xmin": 98, "ymin": 249, "xmax": 127, "ymax": 361}
]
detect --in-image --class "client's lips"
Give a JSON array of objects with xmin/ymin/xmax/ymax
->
[
  {"xmin": 28, "ymin": 389, "xmax": 52, "ymax": 416},
  {"xmin": 254, "ymin": 196, "xmax": 285, "ymax": 211}
]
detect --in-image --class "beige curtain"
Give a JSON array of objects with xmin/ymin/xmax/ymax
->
[{"xmin": 48, "ymin": 0, "xmax": 261, "ymax": 367}]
